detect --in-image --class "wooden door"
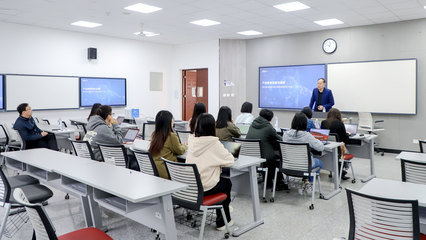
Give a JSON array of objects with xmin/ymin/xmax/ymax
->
[{"xmin": 182, "ymin": 69, "xmax": 208, "ymax": 121}]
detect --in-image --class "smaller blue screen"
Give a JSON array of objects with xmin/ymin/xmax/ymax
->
[
  {"xmin": 80, "ymin": 77, "xmax": 126, "ymax": 107},
  {"xmin": 0, "ymin": 75, "xmax": 3, "ymax": 110}
]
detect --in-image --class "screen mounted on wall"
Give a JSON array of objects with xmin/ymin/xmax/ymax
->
[
  {"xmin": 80, "ymin": 77, "xmax": 126, "ymax": 107},
  {"xmin": 259, "ymin": 64, "xmax": 326, "ymax": 110}
]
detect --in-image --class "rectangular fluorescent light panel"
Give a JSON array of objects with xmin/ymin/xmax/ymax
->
[
  {"xmin": 237, "ymin": 30, "xmax": 263, "ymax": 36},
  {"xmin": 124, "ymin": 3, "xmax": 162, "ymax": 13},
  {"xmin": 274, "ymin": 1, "xmax": 310, "ymax": 12},
  {"xmin": 314, "ymin": 18, "xmax": 344, "ymax": 26},
  {"xmin": 71, "ymin": 21, "xmax": 102, "ymax": 28},
  {"xmin": 133, "ymin": 31, "xmax": 160, "ymax": 37},
  {"xmin": 190, "ymin": 19, "xmax": 221, "ymax": 26}
]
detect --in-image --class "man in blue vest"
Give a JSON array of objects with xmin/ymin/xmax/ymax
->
[{"xmin": 309, "ymin": 78, "xmax": 334, "ymax": 112}]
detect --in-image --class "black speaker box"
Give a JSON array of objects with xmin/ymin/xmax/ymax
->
[{"xmin": 88, "ymin": 48, "xmax": 97, "ymax": 60}]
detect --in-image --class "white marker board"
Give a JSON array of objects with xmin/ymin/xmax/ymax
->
[{"xmin": 327, "ymin": 59, "xmax": 416, "ymax": 114}]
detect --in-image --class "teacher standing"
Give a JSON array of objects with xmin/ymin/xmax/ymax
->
[{"xmin": 309, "ymin": 78, "xmax": 334, "ymax": 112}]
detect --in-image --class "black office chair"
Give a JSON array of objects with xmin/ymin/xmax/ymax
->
[
  {"xmin": 132, "ymin": 150, "xmax": 159, "ymax": 176},
  {"xmin": 98, "ymin": 144, "xmax": 129, "ymax": 168},
  {"xmin": 419, "ymin": 140, "xmax": 426, "ymax": 153},
  {"xmin": 70, "ymin": 139, "xmax": 96, "ymax": 160},
  {"xmin": 401, "ymin": 158, "xmax": 426, "ymax": 185}
]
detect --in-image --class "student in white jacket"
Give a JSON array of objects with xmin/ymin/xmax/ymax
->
[
  {"xmin": 186, "ymin": 113, "xmax": 235, "ymax": 230},
  {"xmin": 234, "ymin": 101, "xmax": 254, "ymax": 125}
]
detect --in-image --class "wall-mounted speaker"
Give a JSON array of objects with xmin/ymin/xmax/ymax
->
[{"xmin": 88, "ymin": 48, "xmax": 97, "ymax": 60}]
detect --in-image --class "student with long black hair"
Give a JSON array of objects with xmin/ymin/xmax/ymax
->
[
  {"xmin": 149, "ymin": 110, "xmax": 187, "ymax": 179},
  {"xmin": 235, "ymin": 101, "xmax": 254, "ymax": 125},
  {"xmin": 216, "ymin": 106, "xmax": 241, "ymax": 141},
  {"xmin": 189, "ymin": 102, "xmax": 206, "ymax": 134},
  {"xmin": 186, "ymin": 113, "xmax": 234, "ymax": 230},
  {"xmin": 87, "ymin": 103, "xmax": 101, "ymax": 121}
]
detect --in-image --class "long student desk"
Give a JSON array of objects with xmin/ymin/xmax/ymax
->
[
  {"xmin": 346, "ymin": 134, "xmax": 378, "ymax": 182},
  {"xmin": 396, "ymin": 151, "xmax": 426, "ymax": 162},
  {"xmin": 129, "ymin": 140, "xmax": 266, "ymax": 237},
  {"xmin": 69, "ymin": 118, "xmax": 138, "ymax": 129},
  {"xmin": 1, "ymin": 149, "xmax": 187, "ymax": 240},
  {"xmin": 359, "ymin": 178, "xmax": 426, "ymax": 233},
  {"xmin": 314, "ymin": 142, "xmax": 342, "ymax": 200}
]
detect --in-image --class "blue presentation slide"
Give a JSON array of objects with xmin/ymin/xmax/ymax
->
[
  {"xmin": 259, "ymin": 64, "xmax": 326, "ymax": 109},
  {"xmin": 0, "ymin": 75, "xmax": 3, "ymax": 109},
  {"xmin": 80, "ymin": 77, "xmax": 126, "ymax": 107}
]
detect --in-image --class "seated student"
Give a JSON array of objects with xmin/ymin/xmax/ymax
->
[
  {"xmin": 13, "ymin": 103, "xmax": 58, "ymax": 150},
  {"xmin": 321, "ymin": 108, "xmax": 350, "ymax": 180},
  {"xmin": 283, "ymin": 113, "xmax": 324, "ymax": 191},
  {"xmin": 149, "ymin": 110, "xmax": 187, "ymax": 179},
  {"xmin": 235, "ymin": 102, "xmax": 255, "ymax": 125},
  {"xmin": 84, "ymin": 105, "xmax": 123, "ymax": 161},
  {"xmin": 216, "ymin": 106, "xmax": 241, "ymax": 142},
  {"xmin": 87, "ymin": 103, "xmax": 101, "ymax": 121},
  {"xmin": 186, "ymin": 113, "xmax": 234, "ymax": 230},
  {"xmin": 189, "ymin": 102, "xmax": 206, "ymax": 134},
  {"xmin": 301, "ymin": 106, "xmax": 317, "ymax": 132},
  {"xmin": 246, "ymin": 109, "xmax": 286, "ymax": 189}
]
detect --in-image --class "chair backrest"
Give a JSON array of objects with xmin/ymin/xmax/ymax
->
[
  {"xmin": 98, "ymin": 144, "xmax": 128, "ymax": 168},
  {"xmin": 278, "ymin": 141, "xmax": 312, "ymax": 177},
  {"xmin": 3, "ymin": 124, "xmax": 20, "ymax": 145},
  {"xmin": 13, "ymin": 188, "xmax": 58, "ymax": 240},
  {"xmin": 358, "ymin": 112, "xmax": 373, "ymax": 130},
  {"xmin": 176, "ymin": 130, "xmax": 191, "ymax": 144},
  {"xmin": 419, "ymin": 140, "xmax": 426, "ymax": 153},
  {"xmin": 163, "ymin": 158, "xmax": 203, "ymax": 210},
  {"xmin": 13, "ymin": 129, "xmax": 26, "ymax": 150},
  {"xmin": 401, "ymin": 159, "xmax": 426, "ymax": 185},
  {"xmin": 69, "ymin": 139, "xmax": 95, "ymax": 160},
  {"xmin": 133, "ymin": 150, "xmax": 159, "ymax": 176},
  {"xmin": 142, "ymin": 122, "xmax": 155, "ymax": 141},
  {"xmin": 233, "ymin": 138, "xmax": 261, "ymax": 158},
  {"xmin": 345, "ymin": 188, "xmax": 420, "ymax": 240},
  {"xmin": 0, "ymin": 167, "xmax": 11, "ymax": 207},
  {"xmin": 0, "ymin": 124, "xmax": 9, "ymax": 146}
]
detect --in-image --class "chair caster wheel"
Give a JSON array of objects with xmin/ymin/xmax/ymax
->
[
  {"xmin": 65, "ymin": 194, "xmax": 69, "ymax": 200},
  {"xmin": 151, "ymin": 228, "xmax": 157, "ymax": 233},
  {"xmin": 224, "ymin": 233, "xmax": 230, "ymax": 239},
  {"xmin": 309, "ymin": 204, "xmax": 314, "ymax": 210},
  {"xmin": 191, "ymin": 221, "xmax": 197, "ymax": 228},
  {"xmin": 270, "ymin": 198, "xmax": 274, "ymax": 202},
  {"xmin": 262, "ymin": 197, "xmax": 267, "ymax": 203},
  {"xmin": 352, "ymin": 179, "xmax": 356, "ymax": 184},
  {"xmin": 155, "ymin": 234, "xmax": 161, "ymax": 240},
  {"xmin": 319, "ymin": 194, "xmax": 324, "ymax": 199}
]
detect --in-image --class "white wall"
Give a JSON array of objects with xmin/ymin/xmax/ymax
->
[
  {"xmin": 170, "ymin": 40, "xmax": 220, "ymax": 119},
  {"xmin": 0, "ymin": 21, "xmax": 176, "ymax": 124}
]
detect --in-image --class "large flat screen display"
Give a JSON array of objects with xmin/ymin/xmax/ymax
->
[
  {"xmin": 259, "ymin": 64, "xmax": 326, "ymax": 109},
  {"xmin": 0, "ymin": 75, "xmax": 4, "ymax": 110},
  {"xmin": 80, "ymin": 77, "xmax": 126, "ymax": 107}
]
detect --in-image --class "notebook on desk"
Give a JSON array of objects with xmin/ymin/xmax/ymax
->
[
  {"xmin": 122, "ymin": 128, "xmax": 140, "ymax": 144},
  {"xmin": 310, "ymin": 129, "xmax": 330, "ymax": 145},
  {"xmin": 345, "ymin": 124, "xmax": 358, "ymax": 136}
]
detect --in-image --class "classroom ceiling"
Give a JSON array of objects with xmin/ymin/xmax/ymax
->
[{"xmin": 0, "ymin": 0, "xmax": 425, "ymax": 45}]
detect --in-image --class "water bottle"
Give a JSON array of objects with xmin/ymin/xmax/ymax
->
[
  {"xmin": 58, "ymin": 118, "xmax": 63, "ymax": 130},
  {"xmin": 274, "ymin": 116, "xmax": 279, "ymax": 129},
  {"xmin": 315, "ymin": 119, "xmax": 320, "ymax": 129}
]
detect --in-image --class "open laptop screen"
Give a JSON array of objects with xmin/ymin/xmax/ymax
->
[
  {"xmin": 116, "ymin": 116, "xmax": 125, "ymax": 125},
  {"xmin": 309, "ymin": 129, "xmax": 330, "ymax": 143},
  {"xmin": 345, "ymin": 124, "xmax": 358, "ymax": 136},
  {"xmin": 221, "ymin": 141, "xmax": 241, "ymax": 158},
  {"xmin": 123, "ymin": 128, "xmax": 139, "ymax": 143}
]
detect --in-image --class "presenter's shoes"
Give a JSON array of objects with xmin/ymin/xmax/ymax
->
[{"xmin": 216, "ymin": 220, "xmax": 234, "ymax": 231}]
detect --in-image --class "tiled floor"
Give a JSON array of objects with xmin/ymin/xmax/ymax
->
[{"xmin": 4, "ymin": 152, "xmax": 401, "ymax": 240}]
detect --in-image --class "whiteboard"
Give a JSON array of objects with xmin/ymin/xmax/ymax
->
[
  {"xmin": 327, "ymin": 59, "xmax": 416, "ymax": 114},
  {"xmin": 6, "ymin": 75, "xmax": 79, "ymax": 111}
]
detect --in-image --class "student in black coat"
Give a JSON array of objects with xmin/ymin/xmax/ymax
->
[{"xmin": 321, "ymin": 108, "xmax": 350, "ymax": 180}]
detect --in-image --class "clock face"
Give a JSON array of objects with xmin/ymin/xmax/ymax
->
[{"xmin": 323, "ymin": 38, "xmax": 337, "ymax": 54}]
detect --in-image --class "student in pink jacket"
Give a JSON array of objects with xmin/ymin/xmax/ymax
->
[{"xmin": 186, "ymin": 113, "xmax": 235, "ymax": 230}]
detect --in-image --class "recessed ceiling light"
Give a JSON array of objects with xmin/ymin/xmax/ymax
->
[
  {"xmin": 133, "ymin": 31, "xmax": 160, "ymax": 37},
  {"xmin": 190, "ymin": 19, "xmax": 221, "ymax": 26},
  {"xmin": 237, "ymin": 30, "xmax": 263, "ymax": 36},
  {"xmin": 124, "ymin": 3, "xmax": 162, "ymax": 14},
  {"xmin": 314, "ymin": 18, "xmax": 344, "ymax": 26},
  {"xmin": 274, "ymin": 1, "xmax": 310, "ymax": 12},
  {"xmin": 71, "ymin": 21, "xmax": 102, "ymax": 28}
]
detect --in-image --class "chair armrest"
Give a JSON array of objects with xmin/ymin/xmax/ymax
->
[{"xmin": 374, "ymin": 120, "xmax": 384, "ymax": 123}]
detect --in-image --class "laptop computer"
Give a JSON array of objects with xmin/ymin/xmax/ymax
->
[
  {"xmin": 236, "ymin": 124, "xmax": 250, "ymax": 135},
  {"xmin": 116, "ymin": 116, "xmax": 125, "ymax": 125},
  {"xmin": 310, "ymin": 129, "xmax": 330, "ymax": 144},
  {"xmin": 122, "ymin": 128, "xmax": 140, "ymax": 144},
  {"xmin": 221, "ymin": 141, "xmax": 241, "ymax": 158},
  {"xmin": 345, "ymin": 124, "xmax": 358, "ymax": 136}
]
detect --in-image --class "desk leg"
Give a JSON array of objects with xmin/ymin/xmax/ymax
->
[
  {"xmin": 323, "ymin": 148, "xmax": 341, "ymax": 200},
  {"xmin": 232, "ymin": 165, "xmax": 264, "ymax": 237},
  {"xmin": 87, "ymin": 195, "xmax": 107, "ymax": 232},
  {"xmin": 161, "ymin": 195, "xmax": 178, "ymax": 240},
  {"xmin": 81, "ymin": 196, "xmax": 93, "ymax": 227},
  {"xmin": 361, "ymin": 139, "xmax": 376, "ymax": 183}
]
